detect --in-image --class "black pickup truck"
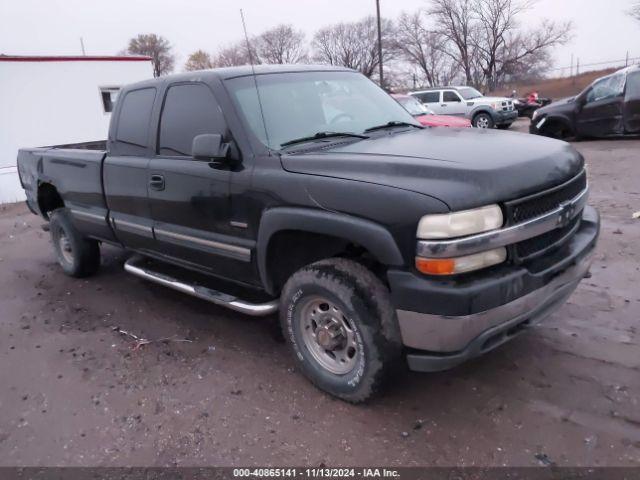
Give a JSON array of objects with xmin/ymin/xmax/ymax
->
[{"xmin": 18, "ymin": 65, "xmax": 599, "ymax": 403}]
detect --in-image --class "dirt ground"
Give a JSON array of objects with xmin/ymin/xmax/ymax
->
[{"xmin": 1, "ymin": 119, "xmax": 639, "ymax": 467}]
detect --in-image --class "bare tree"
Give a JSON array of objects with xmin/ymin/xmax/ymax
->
[
  {"xmin": 428, "ymin": 0, "xmax": 477, "ymax": 84},
  {"xmin": 472, "ymin": 0, "xmax": 570, "ymax": 90},
  {"xmin": 256, "ymin": 25, "xmax": 307, "ymax": 64},
  {"xmin": 125, "ymin": 33, "xmax": 174, "ymax": 77},
  {"xmin": 312, "ymin": 16, "xmax": 394, "ymax": 81},
  {"xmin": 630, "ymin": 1, "xmax": 640, "ymax": 21},
  {"xmin": 212, "ymin": 41, "xmax": 259, "ymax": 67},
  {"xmin": 392, "ymin": 11, "xmax": 458, "ymax": 87},
  {"xmin": 495, "ymin": 19, "xmax": 569, "ymax": 85},
  {"xmin": 184, "ymin": 50, "xmax": 214, "ymax": 71}
]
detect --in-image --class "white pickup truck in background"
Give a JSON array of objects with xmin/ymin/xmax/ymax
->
[{"xmin": 410, "ymin": 86, "xmax": 518, "ymax": 129}]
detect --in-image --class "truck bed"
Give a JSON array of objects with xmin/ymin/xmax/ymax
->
[{"xmin": 17, "ymin": 141, "xmax": 116, "ymax": 243}]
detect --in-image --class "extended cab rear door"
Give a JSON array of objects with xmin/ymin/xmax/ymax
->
[
  {"xmin": 147, "ymin": 82, "xmax": 256, "ymax": 283},
  {"xmin": 104, "ymin": 87, "xmax": 156, "ymax": 250},
  {"xmin": 624, "ymin": 69, "xmax": 640, "ymax": 134}
]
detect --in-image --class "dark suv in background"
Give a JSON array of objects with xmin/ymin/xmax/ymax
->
[{"xmin": 530, "ymin": 65, "xmax": 640, "ymax": 139}]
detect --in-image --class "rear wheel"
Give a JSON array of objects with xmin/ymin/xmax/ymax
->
[
  {"xmin": 50, "ymin": 209, "xmax": 101, "ymax": 277},
  {"xmin": 473, "ymin": 112, "xmax": 494, "ymax": 129},
  {"xmin": 280, "ymin": 258, "xmax": 402, "ymax": 403}
]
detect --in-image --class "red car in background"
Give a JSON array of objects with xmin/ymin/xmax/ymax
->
[{"xmin": 392, "ymin": 94, "xmax": 472, "ymax": 128}]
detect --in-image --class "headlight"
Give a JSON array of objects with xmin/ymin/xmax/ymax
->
[
  {"xmin": 417, "ymin": 205, "xmax": 503, "ymax": 239},
  {"xmin": 415, "ymin": 248, "xmax": 507, "ymax": 275},
  {"xmin": 532, "ymin": 110, "xmax": 539, "ymax": 120}
]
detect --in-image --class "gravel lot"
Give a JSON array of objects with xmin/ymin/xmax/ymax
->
[{"xmin": 1, "ymin": 119, "xmax": 639, "ymax": 467}]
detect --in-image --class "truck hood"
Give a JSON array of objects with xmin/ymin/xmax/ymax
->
[{"xmin": 281, "ymin": 128, "xmax": 584, "ymax": 211}]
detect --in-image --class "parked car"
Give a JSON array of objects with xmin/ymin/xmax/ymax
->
[
  {"xmin": 391, "ymin": 94, "xmax": 472, "ymax": 128},
  {"xmin": 18, "ymin": 65, "xmax": 599, "ymax": 403},
  {"xmin": 409, "ymin": 86, "xmax": 518, "ymax": 129},
  {"xmin": 512, "ymin": 91, "xmax": 552, "ymax": 118},
  {"xmin": 530, "ymin": 65, "xmax": 640, "ymax": 139}
]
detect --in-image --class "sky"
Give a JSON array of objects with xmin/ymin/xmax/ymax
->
[{"xmin": 1, "ymin": 0, "xmax": 639, "ymax": 74}]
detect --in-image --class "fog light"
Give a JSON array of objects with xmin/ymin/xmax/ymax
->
[{"xmin": 415, "ymin": 248, "xmax": 507, "ymax": 276}]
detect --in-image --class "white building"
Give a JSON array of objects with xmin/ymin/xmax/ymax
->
[{"xmin": 0, "ymin": 55, "xmax": 154, "ymax": 204}]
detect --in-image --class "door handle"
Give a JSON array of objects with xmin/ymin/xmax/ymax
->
[
  {"xmin": 149, "ymin": 174, "xmax": 165, "ymax": 191},
  {"xmin": 441, "ymin": 104, "xmax": 448, "ymax": 107}
]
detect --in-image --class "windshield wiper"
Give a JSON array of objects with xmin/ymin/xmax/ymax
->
[
  {"xmin": 364, "ymin": 121, "xmax": 423, "ymax": 133},
  {"xmin": 280, "ymin": 131, "xmax": 369, "ymax": 148}
]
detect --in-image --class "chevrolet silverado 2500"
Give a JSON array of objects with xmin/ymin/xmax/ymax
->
[{"xmin": 17, "ymin": 65, "xmax": 599, "ymax": 402}]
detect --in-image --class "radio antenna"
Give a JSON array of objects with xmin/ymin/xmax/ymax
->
[{"xmin": 240, "ymin": 9, "xmax": 270, "ymax": 149}]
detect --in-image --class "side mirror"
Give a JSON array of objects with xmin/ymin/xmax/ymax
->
[{"xmin": 192, "ymin": 134, "xmax": 230, "ymax": 161}]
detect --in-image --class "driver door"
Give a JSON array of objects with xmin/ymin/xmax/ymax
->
[
  {"xmin": 439, "ymin": 90, "xmax": 467, "ymax": 116},
  {"xmin": 147, "ymin": 82, "xmax": 255, "ymax": 283},
  {"xmin": 576, "ymin": 73, "xmax": 626, "ymax": 137},
  {"xmin": 624, "ymin": 70, "xmax": 640, "ymax": 134}
]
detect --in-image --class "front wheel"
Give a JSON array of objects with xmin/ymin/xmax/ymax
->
[
  {"xmin": 473, "ymin": 112, "xmax": 495, "ymax": 129},
  {"xmin": 280, "ymin": 258, "xmax": 402, "ymax": 403}
]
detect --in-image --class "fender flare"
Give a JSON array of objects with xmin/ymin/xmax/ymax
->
[
  {"xmin": 543, "ymin": 114, "xmax": 575, "ymax": 135},
  {"xmin": 257, "ymin": 207, "xmax": 405, "ymax": 294}
]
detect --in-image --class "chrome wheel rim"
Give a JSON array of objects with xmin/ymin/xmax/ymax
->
[
  {"xmin": 476, "ymin": 116, "xmax": 490, "ymax": 128},
  {"xmin": 299, "ymin": 296, "xmax": 359, "ymax": 375},
  {"xmin": 58, "ymin": 229, "xmax": 73, "ymax": 264}
]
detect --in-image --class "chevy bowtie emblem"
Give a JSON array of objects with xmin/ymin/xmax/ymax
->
[{"xmin": 557, "ymin": 201, "xmax": 575, "ymax": 228}]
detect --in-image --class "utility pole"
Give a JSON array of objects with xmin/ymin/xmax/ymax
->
[
  {"xmin": 80, "ymin": 37, "xmax": 86, "ymax": 56},
  {"xmin": 626, "ymin": 51, "xmax": 629, "ymax": 67},
  {"xmin": 375, "ymin": 0, "xmax": 384, "ymax": 90},
  {"xmin": 570, "ymin": 54, "xmax": 574, "ymax": 77}
]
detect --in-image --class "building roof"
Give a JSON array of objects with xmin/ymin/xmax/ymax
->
[{"xmin": 0, "ymin": 55, "xmax": 152, "ymax": 62}]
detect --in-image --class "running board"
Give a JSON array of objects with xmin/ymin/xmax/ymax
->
[{"xmin": 124, "ymin": 257, "xmax": 279, "ymax": 317}]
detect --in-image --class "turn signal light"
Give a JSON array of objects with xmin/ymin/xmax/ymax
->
[
  {"xmin": 415, "ymin": 248, "xmax": 507, "ymax": 276},
  {"xmin": 415, "ymin": 258, "xmax": 456, "ymax": 275}
]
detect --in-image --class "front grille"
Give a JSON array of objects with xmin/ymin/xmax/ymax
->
[
  {"xmin": 504, "ymin": 170, "xmax": 587, "ymax": 225},
  {"xmin": 514, "ymin": 214, "xmax": 581, "ymax": 261},
  {"xmin": 505, "ymin": 170, "xmax": 587, "ymax": 262}
]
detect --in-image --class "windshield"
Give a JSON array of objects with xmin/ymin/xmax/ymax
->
[
  {"xmin": 457, "ymin": 87, "xmax": 483, "ymax": 100},
  {"xmin": 226, "ymin": 71, "xmax": 420, "ymax": 149},
  {"xmin": 396, "ymin": 96, "xmax": 428, "ymax": 116}
]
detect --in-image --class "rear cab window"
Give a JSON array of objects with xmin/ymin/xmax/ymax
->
[{"xmin": 114, "ymin": 88, "xmax": 156, "ymax": 155}]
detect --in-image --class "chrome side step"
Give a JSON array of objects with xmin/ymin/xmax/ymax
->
[{"xmin": 124, "ymin": 257, "xmax": 279, "ymax": 317}]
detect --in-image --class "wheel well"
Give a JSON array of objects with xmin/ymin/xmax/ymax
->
[
  {"xmin": 37, "ymin": 183, "xmax": 64, "ymax": 219},
  {"xmin": 472, "ymin": 110, "xmax": 492, "ymax": 121},
  {"xmin": 541, "ymin": 118, "xmax": 573, "ymax": 139},
  {"xmin": 265, "ymin": 230, "xmax": 383, "ymax": 294}
]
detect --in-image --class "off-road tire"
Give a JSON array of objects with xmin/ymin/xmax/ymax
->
[
  {"xmin": 280, "ymin": 258, "xmax": 402, "ymax": 403},
  {"xmin": 50, "ymin": 208, "xmax": 100, "ymax": 277},
  {"xmin": 473, "ymin": 112, "xmax": 495, "ymax": 129}
]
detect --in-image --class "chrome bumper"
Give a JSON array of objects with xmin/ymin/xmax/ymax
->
[{"xmin": 398, "ymin": 245, "xmax": 594, "ymax": 360}]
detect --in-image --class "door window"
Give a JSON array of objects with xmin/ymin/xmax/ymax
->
[
  {"xmin": 625, "ymin": 71, "xmax": 640, "ymax": 100},
  {"xmin": 586, "ymin": 74, "xmax": 625, "ymax": 103},
  {"xmin": 418, "ymin": 91, "xmax": 440, "ymax": 103},
  {"xmin": 443, "ymin": 91, "xmax": 462, "ymax": 103},
  {"xmin": 158, "ymin": 84, "xmax": 227, "ymax": 157}
]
